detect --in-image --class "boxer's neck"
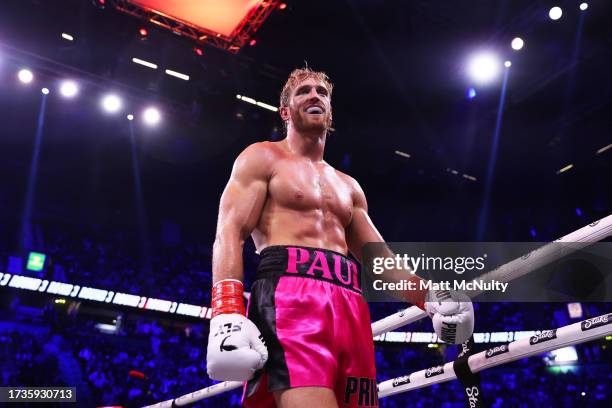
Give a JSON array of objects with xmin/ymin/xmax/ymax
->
[{"xmin": 285, "ymin": 130, "xmax": 326, "ymax": 162}]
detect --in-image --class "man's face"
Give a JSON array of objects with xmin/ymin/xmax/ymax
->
[{"xmin": 282, "ymin": 77, "xmax": 332, "ymax": 134}]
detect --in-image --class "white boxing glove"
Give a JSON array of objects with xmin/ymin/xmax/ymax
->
[
  {"xmin": 206, "ymin": 313, "xmax": 268, "ymax": 381},
  {"xmin": 424, "ymin": 290, "xmax": 474, "ymax": 344}
]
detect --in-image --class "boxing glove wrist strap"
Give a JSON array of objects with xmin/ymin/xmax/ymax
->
[{"xmin": 211, "ymin": 279, "xmax": 245, "ymax": 317}]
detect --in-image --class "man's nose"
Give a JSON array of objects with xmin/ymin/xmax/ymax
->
[{"xmin": 307, "ymin": 88, "xmax": 320, "ymax": 99}]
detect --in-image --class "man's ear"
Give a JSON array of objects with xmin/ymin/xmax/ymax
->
[{"xmin": 279, "ymin": 105, "xmax": 289, "ymax": 122}]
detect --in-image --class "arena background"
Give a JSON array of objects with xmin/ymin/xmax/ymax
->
[{"xmin": 0, "ymin": 1, "xmax": 610, "ymax": 407}]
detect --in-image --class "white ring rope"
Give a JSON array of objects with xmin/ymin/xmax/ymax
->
[
  {"xmin": 143, "ymin": 213, "xmax": 612, "ymax": 407},
  {"xmin": 378, "ymin": 313, "xmax": 612, "ymax": 398}
]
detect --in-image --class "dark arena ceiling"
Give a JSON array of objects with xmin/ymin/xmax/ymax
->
[{"xmin": 0, "ymin": 0, "xmax": 611, "ymax": 241}]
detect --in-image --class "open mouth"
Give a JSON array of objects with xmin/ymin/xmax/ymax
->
[{"xmin": 306, "ymin": 106, "xmax": 324, "ymax": 114}]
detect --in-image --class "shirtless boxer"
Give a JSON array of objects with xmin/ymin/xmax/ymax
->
[{"xmin": 206, "ymin": 68, "xmax": 474, "ymax": 408}]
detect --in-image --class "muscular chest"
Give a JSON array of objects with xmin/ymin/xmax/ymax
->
[{"xmin": 269, "ymin": 160, "xmax": 353, "ymax": 225}]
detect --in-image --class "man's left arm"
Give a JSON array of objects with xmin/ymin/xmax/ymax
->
[
  {"xmin": 345, "ymin": 178, "xmax": 475, "ymax": 344},
  {"xmin": 345, "ymin": 178, "xmax": 428, "ymax": 306}
]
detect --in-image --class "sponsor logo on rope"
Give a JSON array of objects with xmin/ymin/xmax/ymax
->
[
  {"xmin": 589, "ymin": 221, "xmax": 600, "ymax": 227},
  {"xmin": 581, "ymin": 314, "xmax": 611, "ymax": 331},
  {"xmin": 529, "ymin": 329, "xmax": 557, "ymax": 345},
  {"xmin": 485, "ymin": 344, "xmax": 509, "ymax": 358},
  {"xmin": 392, "ymin": 375, "xmax": 410, "ymax": 387},
  {"xmin": 465, "ymin": 386, "xmax": 480, "ymax": 408},
  {"xmin": 457, "ymin": 342, "xmax": 471, "ymax": 358},
  {"xmin": 424, "ymin": 365, "xmax": 444, "ymax": 378}
]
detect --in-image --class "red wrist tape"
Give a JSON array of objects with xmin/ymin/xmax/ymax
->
[
  {"xmin": 211, "ymin": 280, "xmax": 245, "ymax": 317},
  {"xmin": 400, "ymin": 277, "xmax": 427, "ymax": 311}
]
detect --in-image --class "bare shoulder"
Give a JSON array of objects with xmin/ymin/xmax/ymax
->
[
  {"xmin": 332, "ymin": 167, "xmax": 367, "ymax": 207},
  {"xmin": 233, "ymin": 141, "xmax": 280, "ymax": 179},
  {"xmin": 237, "ymin": 141, "xmax": 280, "ymax": 163},
  {"xmin": 332, "ymin": 167, "xmax": 363, "ymax": 192}
]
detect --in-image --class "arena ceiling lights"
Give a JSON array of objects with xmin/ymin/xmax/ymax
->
[{"xmin": 108, "ymin": 0, "xmax": 280, "ymax": 52}]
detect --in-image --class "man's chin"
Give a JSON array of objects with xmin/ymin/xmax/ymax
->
[{"xmin": 296, "ymin": 122, "xmax": 327, "ymax": 134}]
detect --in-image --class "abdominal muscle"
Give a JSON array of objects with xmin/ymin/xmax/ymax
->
[{"xmin": 252, "ymin": 205, "xmax": 349, "ymax": 256}]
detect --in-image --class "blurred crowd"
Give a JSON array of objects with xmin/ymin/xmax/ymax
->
[
  {"xmin": 1, "ymin": 222, "xmax": 610, "ymax": 407},
  {"xmin": 1, "ymin": 310, "xmax": 609, "ymax": 407},
  {"xmin": 40, "ymin": 222, "xmax": 217, "ymax": 306}
]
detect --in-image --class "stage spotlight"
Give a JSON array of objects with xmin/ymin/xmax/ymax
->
[
  {"xmin": 41, "ymin": 88, "xmax": 49, "ymax": 95},
  {"xmin": 579, "ymin": 3, "xmax": 588, "ymax": 11},
  {"xmin": 101, "ymin": 94, "xmax": 122, "ymax": 113},
  {"xmin": 249, "ymin": 39, "xmax": 257, "ymax": 46},
  {"xmin": 504, "ymin": 61, "xmax": 512, "ymax": 68},
  {"xmin": 549, "ymin": 6, "xmax": 562, "ymax": 20},
  {"xmin": 143, "ymin": 107, "xmax": 160, "ymax": 125},
  {"xmin": 139, "ymin": 27, "xmax": 148, "ymax": 39},
  {"xmin": 279, "ymin": 3, "xmax": 287, "ymax": 10},
  {"xmin": 466, "ymin": 87, "xmax": 476, "ymax": 99},
  {"xmin": 18, "ymin": 69, "xmax": 34, "ymax": 84},
  {"xmin": 165, "ymin": 69, "xmax": 189, "ymax": 81},
  {"xmin": 132, "ymin": 58, "xmax": 157, "ymax": 70},
  {"xmin": 466, "ymin": 52, "xmax": 500, "ymax": 85},
  {"xmin": 511, "ymin": 37, "xmax": 524, "ymax": 50},
  {"xmin": 127, "ymin": 114, "xmax": 134, "ymax": 121},
  {"xmin": 60, "ymin": 80, "xmax": 78, "ymax": 98}
]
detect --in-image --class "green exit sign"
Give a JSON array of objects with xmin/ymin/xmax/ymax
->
[{"xmin": 27, "ymin": 252, "xmax": 46, "ymax": 272}]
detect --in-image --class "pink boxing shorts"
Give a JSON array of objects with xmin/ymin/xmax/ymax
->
[{"xmin": 242, "ymin": 246, "xmax": 378, "ymax": 407}]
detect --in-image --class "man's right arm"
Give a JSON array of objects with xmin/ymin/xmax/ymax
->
[
  {"xmin": 207, "ymin": 143, "xmax": 271, "ymax": 381},
  {"xmin": 212, "ymin": 143, "xmax": 271, "ymax": 285}
]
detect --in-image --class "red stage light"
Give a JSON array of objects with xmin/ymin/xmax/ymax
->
[
  {"xmin": 113, "ymin": 1, "xmax": 276, "ymax": 53},
  {"xmin": 139, "ymin": 28, "xmax": 148, "ymax": 37},
  {"xmin": 249, "ymin": 39, "xmax": 257, "ymax": 46},
  {"xmin": 194, "ymin": 47, "xmax": 203, "ymax": 56},
  {"xmin": 279, "ymin": 3, "xmax": 287, "ymax": 10},
  {"xmin": 99, "ymin": 0, "xmax": 106, "ymax": 5}
]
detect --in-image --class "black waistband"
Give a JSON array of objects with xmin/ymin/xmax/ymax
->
[{"xmin": 256, "ymin": 245, "xmax": 362, "ymax": 293}]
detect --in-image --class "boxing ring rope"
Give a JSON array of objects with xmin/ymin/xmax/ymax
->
[
  {"xmin": 144, "ymin": 313, "xmax": 612, "ymax": 407},
  {"xmin": 143, "ymin": 213, "xmax": 612, "ymax": 407},
  {"xmin": 377, "ymin": 313, "xmax": 612, "ymax": 398}
]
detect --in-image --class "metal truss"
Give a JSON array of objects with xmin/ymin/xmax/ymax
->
[{"xmin": 108, "ymin": 0, "xmax": 280, "ymax": 53}]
